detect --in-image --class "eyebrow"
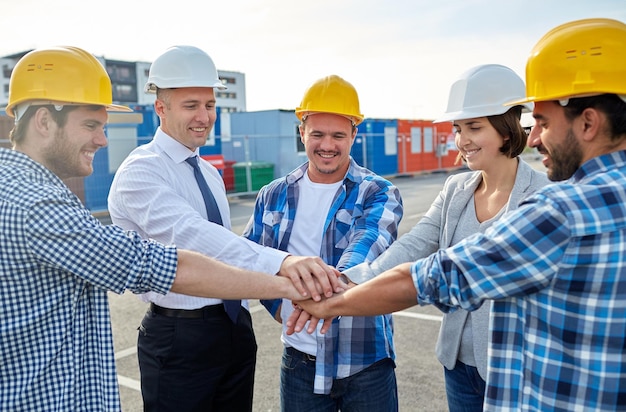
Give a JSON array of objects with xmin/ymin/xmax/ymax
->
[
  {"xmin": 181, "ymin": 98, "xmax": 217, "ymax": 105},
  {"xmin": 454, "ymin": 120, "xmax": 482, "ymax": 127}
]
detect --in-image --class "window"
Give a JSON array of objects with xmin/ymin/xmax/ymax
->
[
  {"xmin": 2, "ymin": 64, "xmax": 11, "ymax": 78},
  {"xmin": 216, "ymin": 91, "xmax": 237, "ymax": 99},
  {"xmin": 410, "ymin": 127, "xmax": 422, "ymax": 154},
  {"xmin": 424, "ymin": 127, "xmax": 434, "ymax": 153},
  {"xmin": 106, "ymin": 61, "xmax": 136, "ymax": 83},
  {"xmin": 384, "ymin": 127, "xmax": 397, "ymax": 155},
  {"xmin": 112, "ymin": 84, "xmax": 137, "ymax": 103},
  {"xmin": 221, "ymin": 76, "xmax": 236, "ymax": 85},
  {"xmin": 295, "ymin": 124, "xmax": 304, "ymax": 152}
]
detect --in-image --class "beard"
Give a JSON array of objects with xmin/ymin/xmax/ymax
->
[
  {"xmin": 546, "ymin": 127, "xmax": 583, "ymax": 181},
  {"xmin": 43, "ymin": 127, "xmax": 91, "ymax": 179}
]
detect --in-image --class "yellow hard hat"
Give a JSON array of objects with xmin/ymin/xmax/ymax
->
[
  {"xmin": 508, "ymin": 18, "xmax": 626, "ymax": 106},
  {"xmin": 6, "ymin": 46, "xmax": 131, "ymax": 118},
  {"xmin": 295, "ymin": 75, "xmax": 364, "ymax": 126}
]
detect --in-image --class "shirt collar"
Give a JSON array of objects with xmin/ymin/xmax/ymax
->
[
  {"xmin": 153, "ymin": 127, "xmax": 199, "ymax": 164},
  {"xmin": 0, "ymin": 147, "xmax": 67, "ymax": 189},
  {"xmin": 571, "ymin": 150, "xmax": 626, "ymax": 183}
]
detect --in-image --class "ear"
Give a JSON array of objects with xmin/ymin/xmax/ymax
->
[
  {"xmin": 349, "ymin": 127, "xmax": 357, "ymax": 146},
  {"xmin": 299, "ymin": 124, "xmax": 305, "ymax": 144},
  {"xmin": 154, "ymin": 98, "xmax": 167, "ymax": 117},
  {"xmin": 579, "ymin": 107, "xmax": 601, "ymax": 142},
  {"xmin": 32, "ymin": 107, "xmax": 54, "ymax": 138}
]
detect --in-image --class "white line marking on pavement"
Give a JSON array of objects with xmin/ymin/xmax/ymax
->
[
  {"xmin": 393, "ymin": 311, "xmax": 442, "ymax": 322},
  {"xmin": 114, "ymin": 346, "xmax": 137, "ymax": 360},
  {"xmin": 113, "ymin": 306, "xmax": 441, "ymax": 392},
  {"xmin": 117, "ymin": 374, "xmax": 141, "ymax": 391}
]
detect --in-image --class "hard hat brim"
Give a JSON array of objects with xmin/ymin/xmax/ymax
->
[
  {"xmin": 107, "ymin": 103, "xmax": 133, "ymax": 112},
  {"xmin": 434, "ymin": 102, "xmax": 532, "ymax": 123}
]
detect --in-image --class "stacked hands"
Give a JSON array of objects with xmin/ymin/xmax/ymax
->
[{"xmin": 278, "ymin": 255, "xmax": 353, "ymax": 335}]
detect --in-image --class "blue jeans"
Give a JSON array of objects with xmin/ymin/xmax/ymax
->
[
  {"xmin": 280, "ymin": 347, "xmax": 397, "ymax": 412},
  {"xmin": 444, "ymin": 360, "xmax": 486, "ymax": 412}
]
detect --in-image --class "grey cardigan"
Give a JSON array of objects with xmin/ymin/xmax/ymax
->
[{"xmin": 344, "ymin": 158, "xmax": 550, "ymax": 378}]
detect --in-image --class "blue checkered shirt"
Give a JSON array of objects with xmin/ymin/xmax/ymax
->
[
  {"xmin": 243, "ymin": 159, "xmax": 403, "ymax": 394},
  {"xmin": 0, "ymin": 148, "xmax": 178, "ymax": 411},
  {"xmin": 413, "ymin": 150, "xmax": 626, "ymax": 411}
]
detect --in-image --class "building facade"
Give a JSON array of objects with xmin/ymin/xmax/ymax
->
[{"xmin": 0, "ymin": 50, "xmax": 246, "ymax": 112}]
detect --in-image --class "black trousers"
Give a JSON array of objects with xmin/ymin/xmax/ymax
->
[{"xmin": 138, "ymin": 305, "xmax": 257, "ymax": 412}]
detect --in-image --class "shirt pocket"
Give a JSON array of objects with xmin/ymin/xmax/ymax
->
[
  {"xmin": 334, "ymin": 209, "xmax": 360, "ymax": 249},
  {"xmin": 262, "ymin": 210, "xmax": 284, "ymax": 228}
]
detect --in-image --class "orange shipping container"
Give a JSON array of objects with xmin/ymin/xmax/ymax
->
[{"xmin": 397, "ymin": 119, "xmax": 458, "ymax": 174}]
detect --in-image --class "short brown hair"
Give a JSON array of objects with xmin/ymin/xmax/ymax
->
[
  {"xmin": 9, "ymin": 105, "xmax": 93, "ymax": 147},
  {"xmin": 455, "ymin": 106, "xmax": 526, "ymax": 164},
  {"xmin": 487, "ymin": 105, "xmax": 527, "ymax": 158}
]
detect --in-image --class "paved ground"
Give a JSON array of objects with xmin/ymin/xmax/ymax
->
[{"xmin": 108, "ymin": 155, "xmax": 546, "ymax": 411}]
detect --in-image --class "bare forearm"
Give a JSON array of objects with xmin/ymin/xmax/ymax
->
[
  {"xmin": 171, "ymin": 249, "xmax": 301, "ymax": 301},
  {"xmin": 300, "ymin": 262, "xmax": 418, "ymax": 317}
]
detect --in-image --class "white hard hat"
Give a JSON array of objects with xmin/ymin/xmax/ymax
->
[
  {"xmin": 144, "ymin": 45, "xmax": 226, "ymax": 94},
  {"xmin": 434, "ymin": 64, "xmax": 532, "ymax": 123}
]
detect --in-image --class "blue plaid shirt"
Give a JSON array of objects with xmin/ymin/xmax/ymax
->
[
  {"xmin": 0, "ymin": 148, "xmax": 178, "ymax": 411},
  {"xmin": 244, "ymin": 159, "xmax": 403, "ymax": 394},
  {"xmin": 413, "ymin": 150, "xmax": 626, "ymax": 411}
]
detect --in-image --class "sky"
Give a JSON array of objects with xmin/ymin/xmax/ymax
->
[{"xmin": 1, "ymin": 0, "xmax": 625, "ymax": 123}]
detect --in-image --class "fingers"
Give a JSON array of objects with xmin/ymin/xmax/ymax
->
[
  {"xmin": 306, "ymin": 314, "xmax": 321, "ymax": 334},
  {"xmin": 279, "ymin": 256, "xmax": 342, "ymax": 301},
  {"xmin": 320, "ymin": 318, "xmax": 333, "ymax": 334},
  {"xmin": 285, "ymin": 304, "xmax": 312, "ymax": 335}
]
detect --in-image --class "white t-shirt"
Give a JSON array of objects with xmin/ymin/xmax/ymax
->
[{"xmin": 281, "ymin": 171, "xmax": 342, "ymax": 355}]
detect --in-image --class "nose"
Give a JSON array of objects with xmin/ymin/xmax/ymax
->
[
  {"xmin": 455, "ymin": 131, "xmax": 466, "ymax": 148},
  {"xmin": 96, "ymin": 128, "xmax": 108, "ymax": 148},
  {"xmin": 196, "ymin": 107, "xmax": 215, "ymax": 124},
  {"xmin": 527, "ymin": 124, "xmax": 541, "ymax": 148},
  {"xmin": 319, "ymin": 134, "xmax": 335, "ymax": 150}
]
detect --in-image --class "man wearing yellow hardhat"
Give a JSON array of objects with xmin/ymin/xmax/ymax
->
[
  {"xmin": 0, "ymin": 46, "xmax": 332, "ymax": 411},
  {"xmin": 244, "ymin": 75, "xmax": 403, "ymax": 411},
  {"xmin": 296, "ymin": 18, "xmax": 626, "ymax": 412}
]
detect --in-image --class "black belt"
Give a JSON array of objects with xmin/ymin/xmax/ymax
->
[
  {"xmin": 285, "ymin": 346, "xmax": 316, "ymax": 362},
  {"xmin": 150, "ymin": 303, "xmax": 225, "ymax": 319}
]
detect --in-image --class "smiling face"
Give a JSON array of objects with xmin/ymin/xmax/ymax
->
[
  {"xmin": 527, "ymin": 101, "xmax": 583, "ymax": 181},
  {"xmin": 155, "ymin": 87, "xmax": 217, "ymax": 151},
  {"xmin": 42, "ymin": 106, "xmax": 108, "ymax": 179},
  {"xmin": 453, "ymin": 117, "xmax": 508, "ymax": 171},
  {"xmin": 300, "ymin": 112, "xmax": 356, "ymax": 183}
]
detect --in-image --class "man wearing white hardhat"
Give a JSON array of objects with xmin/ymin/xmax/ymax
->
[
  {"xmin": 323, "ymin": 64, "xmax": 549, "ymax": 412},
  {"xmin": 298, "ymin": 18, "xmax": 626, "ymax": 411},
  {"xmin": 108, "ymin": 46, "xmax": 342, "ymax": 411}
]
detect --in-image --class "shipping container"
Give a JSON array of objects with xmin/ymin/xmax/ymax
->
[
  {"xmin": 352, "ymin": 118, "xmax": 399, "ymax": 176},
  {"xmin": 397, "ymin": 119, "xmax": 458, "ymax": 173}
]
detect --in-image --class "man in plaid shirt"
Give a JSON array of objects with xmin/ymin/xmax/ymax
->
[
  {"xmin": 244, "ymin": 75, "xmax": 403, "ymax": 411},
  {"xmin": 297, "ymin": 18, "xmax": 626, "ymax": 411}
]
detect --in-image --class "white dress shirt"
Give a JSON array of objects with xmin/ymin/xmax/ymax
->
[{"xmin": 108, "ymin": 128, "xmax": 288, "ymax": 309}]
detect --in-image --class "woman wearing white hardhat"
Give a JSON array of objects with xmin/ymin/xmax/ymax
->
[{"xmin": 341, "ymin": 64, "xmax": 550, "ymax": 412}]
